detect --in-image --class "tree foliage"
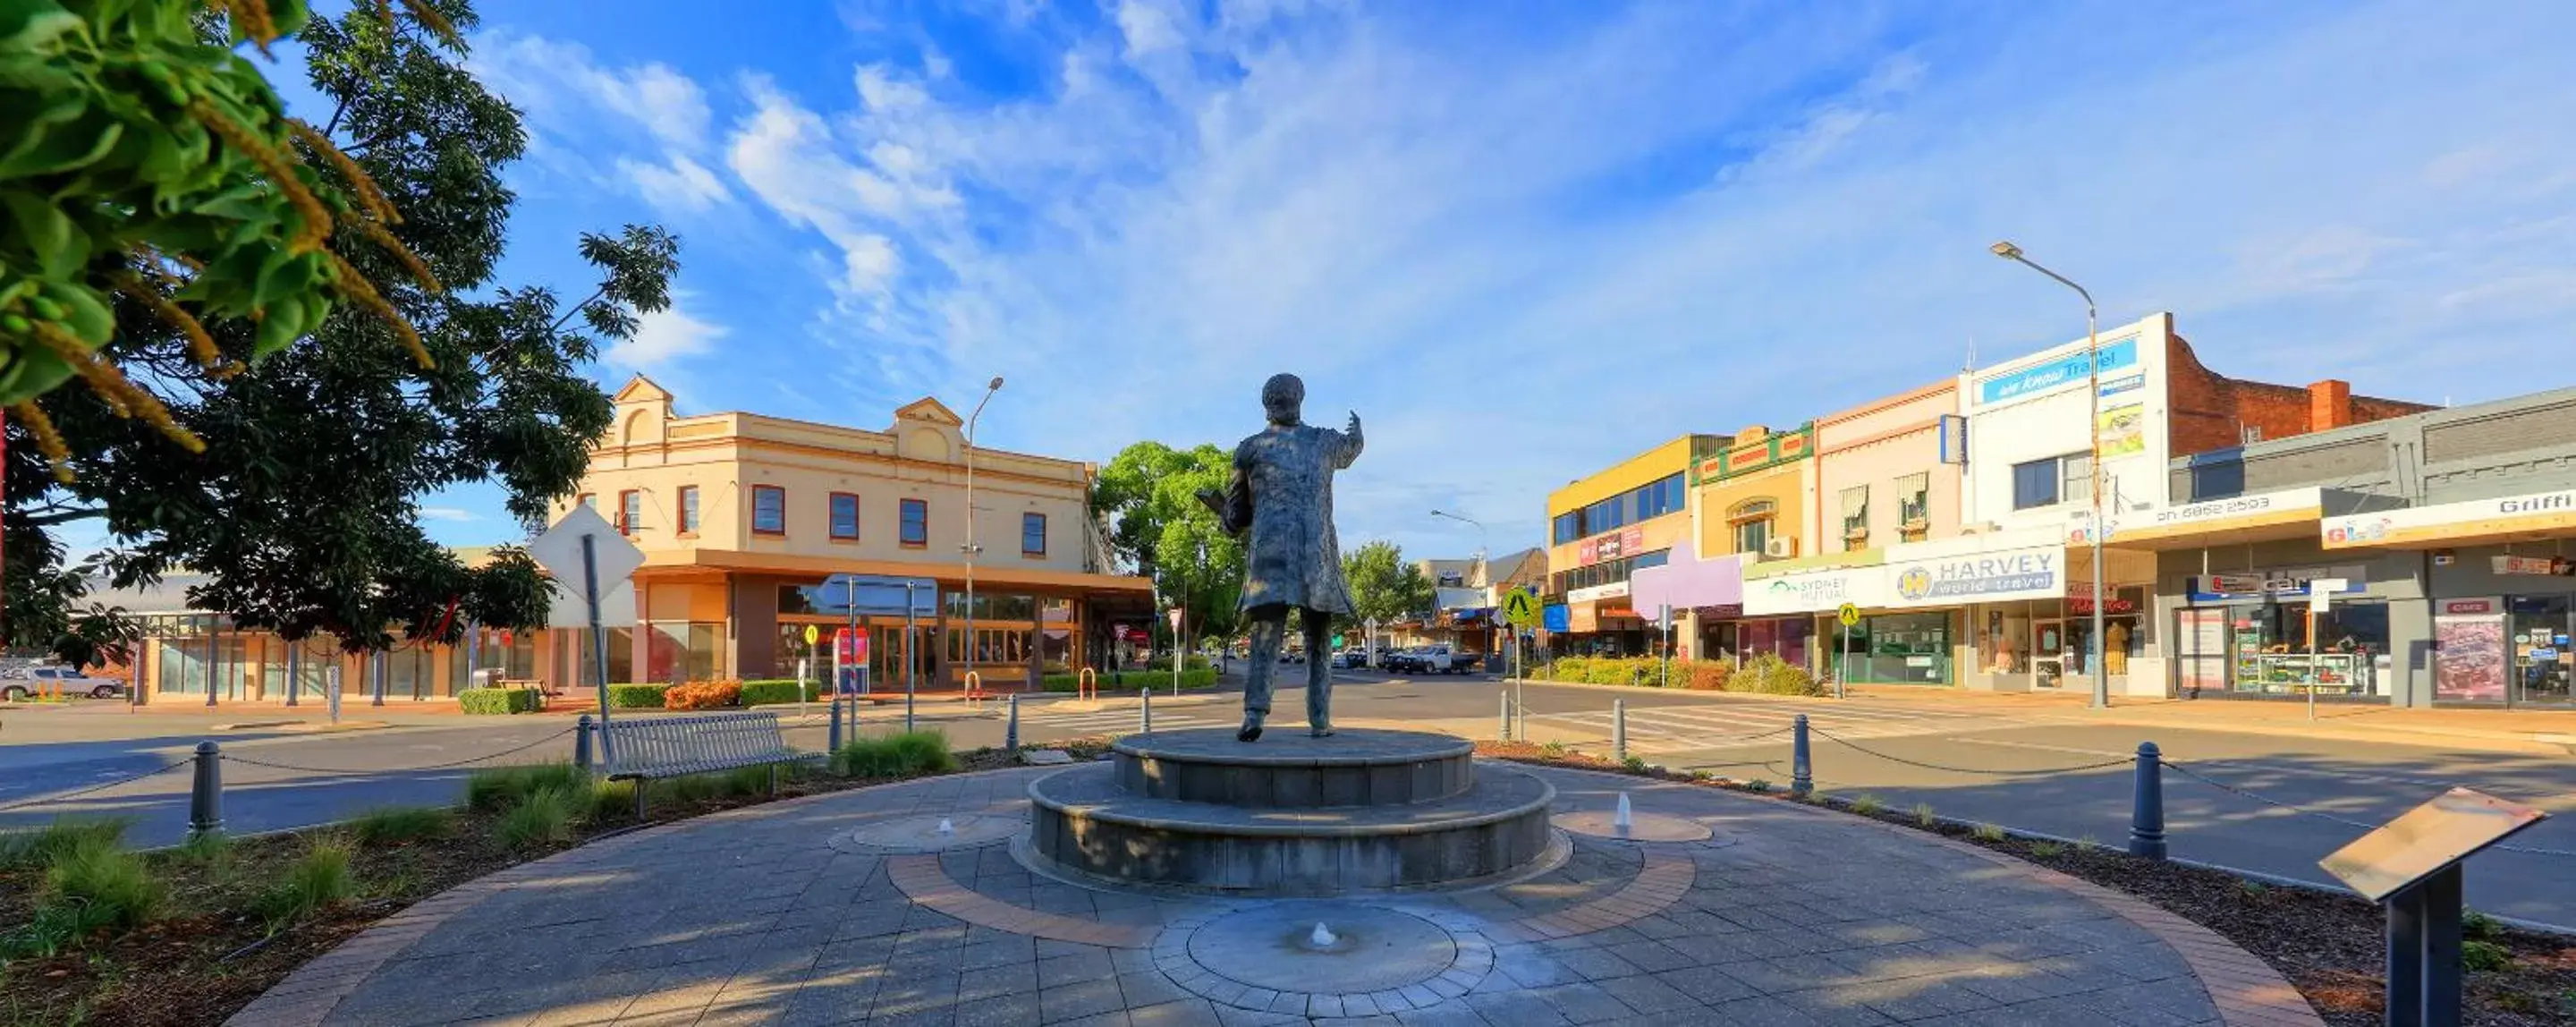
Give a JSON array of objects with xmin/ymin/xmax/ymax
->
[
  {"xmin": 1342, "ymin": 539, "xmax": 1432, "ymax": 633},
  {"xmin": 1092, "ymin": 440, "xmax": 1245, "ymax": 651},
  {"xmin": 3, "ymin": 0, "xmax": 681, "ymax": 658}
]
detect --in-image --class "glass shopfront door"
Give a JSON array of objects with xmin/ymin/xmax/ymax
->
[
  {"xmin": 2508, "ymin": 596, "xmax": 2573, "ymax": 705},
  {"xmin": 2034, "ymin": 620, "xmax": 2067, "ymax": 688}
]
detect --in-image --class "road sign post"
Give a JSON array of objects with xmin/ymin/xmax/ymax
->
[
  {"xmin": 1169, "ymin": 607, "xmax": 1184, "ymax": 696},
  {"xmin": 2308, "ymin": 578, "xmax": 2345, "ymax": 724},
  {"xmin": 530, "ymin": 505, "xmax": 645, "ymax": 766},
  {"xmin": 1836, "ymin": 604, "xmax": 1860, "ymax": 700},
  {"xmin": 1503, "ymin": 589, "xmax": 1539, "ymax": 739}
]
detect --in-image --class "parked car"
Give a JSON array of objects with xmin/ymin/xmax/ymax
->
[
  {"xmin": 1, "ymin": 666, "xmax": 124, "ymax": 700},
  {"xmin": 1334, "ymin": 649, "xmax": 1369, "ymax": 668},
  {"xmin": 1385, "ymin": 644, "xmax": 1482, "ymax": 675}
]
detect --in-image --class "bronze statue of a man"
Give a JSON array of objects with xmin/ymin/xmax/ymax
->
[{"xmin": 1201, "ymin": 374, "xmax": 1362, "ymax": 742}]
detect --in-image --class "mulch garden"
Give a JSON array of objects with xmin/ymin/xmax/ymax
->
[
  {"xmin": 0, "ymin": 741, "xmax": 1088, "ymax": 1027},
  {"xmin": 1479, "ymin": 740, "xmax": 2576, "ymax": 1026}
]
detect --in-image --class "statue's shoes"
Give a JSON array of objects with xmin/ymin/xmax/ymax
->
[
  {"xmin": 1309, "ymin": 726, "xmax": 1335, "ymax": 738},
  {"xmin": 1238, "ymin": 719, "xmax": 1264, "ymax": 743}
]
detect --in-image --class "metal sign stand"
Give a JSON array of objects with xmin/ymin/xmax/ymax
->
[{"xmin": 2318, "ymin": 787, "xmax": 2546, "ymax": 1027}]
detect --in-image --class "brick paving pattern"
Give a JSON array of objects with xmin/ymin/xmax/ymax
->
[{"xmin": 231, "ymin": 763, "xmax": 2321, "ymax": 1026}]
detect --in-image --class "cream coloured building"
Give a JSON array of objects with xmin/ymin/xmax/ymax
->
[{"xmin": 564, "ymin": 378, "xmax": 1154, "ymax": 689}]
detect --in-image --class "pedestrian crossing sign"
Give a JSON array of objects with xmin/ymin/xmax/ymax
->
[{"xmin": 1503, "ymin": 589, "xmax": 1540, "ymax": 627}]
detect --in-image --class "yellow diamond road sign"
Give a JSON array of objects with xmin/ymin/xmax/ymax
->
[
  {"xmin": 1503, "ymin": 590, "xmax": 1539, "ymax": 627},
  {"xmin": 1838, "ymin": 603, "xmax": 1860, "ymax": 627},
  {"xmin": 803, "ymin": 624, "xmax": 820, "ymax": 646}
]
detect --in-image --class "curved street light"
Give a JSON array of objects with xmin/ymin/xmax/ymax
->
[
  {"xmin": 962, "ymin": 376, "xmax": 1004, "ymax": 692},
  {"xmin": 1990, "ymin": 241, "xmax": 2108, "ymax": 709}
]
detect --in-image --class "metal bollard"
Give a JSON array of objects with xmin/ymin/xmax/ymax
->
[
  {"xmin": 827, "ymin": 695, "xmax": 844, "ymax": 752},
  {"xmin": 1140, "ymin": 688, "xmax": 1153, "ymax": 734},
  {"xmin": 1790, "ymin": 715, "xmax": 1812, "ymax": 798},
  {"xmin": 2130, "ymin": 742, "xmax": 2167, "ymax": 860},
  {"xmin": 1005, "ymin": 693, "xmax": 1021, "ymax": 751},
  {"xmin": 189, "ymin": 741, "xmax": 223, "ymax": 836},
  {"xmin": 574, "ymin": 714, "xmax": 595, "ymax": 773},
  {"xmin": 1500, "ymin": 692, "xmax": 1513, "ymax": 742},
  {"xmin": 1612, "ymin": 699, "xmax": 1627, "ymax": 762}
]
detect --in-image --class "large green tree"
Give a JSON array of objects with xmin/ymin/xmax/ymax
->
[
  {"xmin": 1092, "ymin": 440, "xmax": 1245, "ymax": 657},
  {"xmin": 3, "ymin": 0, "xmax": 680, "ymax": 662},
  {"xmin": 1341, "ymin": 539, "xmax": 1432, "ymax": 647}
]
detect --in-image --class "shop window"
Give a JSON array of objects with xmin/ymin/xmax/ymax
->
[
  {"xmin": 751, "ymin": 485, "xmax": 786, "ymax": 536},
  {"xmin": 676, "ymin": 486, "xmax": 699, "ymax": 535},
  {"xmin": 829, "ymin": 492, "xmax": 860, "ymax": 540},
  {"xmin": 1896, "ymin": 472, "xmax": 1929, "ymax": 541},
  {"xmin": 1730, "ymin": 499, "xmax": 1776, "ymax": 556},
  {"xmin": 1552, "ymin": 512, "xmax": 1580, "ymax": 545},
  {"xmin": 900, "ymin": 498, "xmax": 928, "ymax": 547},
  {"xmin": 2012, "ymin": 457, "xmax": 2059, "ymax": 509},
  {"xmin": 2061, "ymin": 454, "xmax": 2095, "ymax": 505},
  {"xmin": 1839, "ymin": 486, "xmax": 1868, "ymax": 550},
  {"xmin": 645, "ymin": 621, "xmax": 724, "ymax": 683},
  {"xmin": 575, "ymin": 626, "xmax": 635, "ymax": 686},
  {"xmin": 617, "ymin": 489, "xmax": 641, "ymax": 534},
  {"xmin": 1022, "ymin": 512, "xmax": 1047, "ymax": 556}
]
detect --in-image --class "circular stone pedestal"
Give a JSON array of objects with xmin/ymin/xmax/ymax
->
[{"xmin": 1026, "ymin": 728, "xmax": 1555, "ymax": 896}]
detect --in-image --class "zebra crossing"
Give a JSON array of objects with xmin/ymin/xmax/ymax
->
[
  {"xmin": 1007, "ymin": 702, "xmax": 1227, "ymax": 738},
  {"xmin": 1527, "ymin": 699, "xmax": 1996, "ymax": 756}
]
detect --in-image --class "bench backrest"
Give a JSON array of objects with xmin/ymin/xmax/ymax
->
[{"xmin": 605, "ymin": 710, "xmax": 795, "ymax": 778}]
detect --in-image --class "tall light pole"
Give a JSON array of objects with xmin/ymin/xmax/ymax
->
[
  {"xmin": 962, "ymin": 376, "xmax": 1004, "ymax": 692},
  {"xmin": 1991, "ymin": 241, "xmax": 2108, "ymax": 709}
]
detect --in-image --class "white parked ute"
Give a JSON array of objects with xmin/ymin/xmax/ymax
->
[
  {"xmin": 1, "ymin": 666, "xmax": 125, "ymax": 700},
  {"xmin": 1387, "ymin": 644, "xmax": 1481, "ymax": 675}
]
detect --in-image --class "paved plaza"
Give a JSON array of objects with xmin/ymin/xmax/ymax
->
[{"xmin": 231, "ymin": 762, "xmax": 2321, "ymax": 1026}]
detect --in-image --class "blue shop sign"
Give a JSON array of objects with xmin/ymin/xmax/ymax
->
[
  {"xmin": 1977, "ymin": 336, "xmax": 2140, "ymax": 405},
  {"xmin": 1542, "ymin": 604, "xmax": 1571, "ymax": 632}
]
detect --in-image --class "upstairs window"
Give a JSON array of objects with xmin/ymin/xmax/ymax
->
[
  {"xmin": 751, "ymin": 485, "xmax": 786, "ymax": 535},
  {"xmin": 1896, "ymin": 472, "xmax": 1929, "ymax": 541},
  {"xmin": 677, "ymin": 486, "xmax": 699, "ymax": 535},
  {"xmin": 1022, "ymin": 513, "xmax": 1047, "ymax": 556},
  {"xmin": 900, "ymin": 498, "xmax": 928, "ymax": 547},
  {"xmin": 829, "ymin": 493, "xmax": 860, "ymax": 540},
  {"xmin": 1730, "ymin": 498, "xmax": 1777, "ymax": 556},
  {"xmin": 618, "ymin": 490, "xmax": 642, "ymax": 535},
  {"xmin": 1840, "ymin": 486, "xmax": 1868, "ymax": 550}
]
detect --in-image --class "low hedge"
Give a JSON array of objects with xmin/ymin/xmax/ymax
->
[
  {"xmin": 606, "ymin": 683, "xmax": 669, "ymax": 709},
  {"xmin": 1038, "ymin": 668, "xmax": 1220, "ymax": 692},
  {"xmin": 1531, "ymin": 655, "xmax": 1818, "ymax": 697},
  {"xmin": 457, "ymin": 686, "xmax": 545, "ymax": 715},
  {"xmin": 739, "ymin": 679, "xmax": 818, "ymax": 706},
  {"xmin": 665, "ymin": 680, "xmax": 741, "ymax": 710}
]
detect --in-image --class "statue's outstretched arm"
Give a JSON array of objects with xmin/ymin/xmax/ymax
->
[{"xmin": 1336, "ymin": 411, "xmax": 1364, "ymax": 469}]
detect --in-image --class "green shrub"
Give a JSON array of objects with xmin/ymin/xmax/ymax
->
[
  {"xmin": 833, "ymin": 730, "xmax": 958, "ymax": 778},
  {"xmin": 1912, "ymin": 802, "xmax": 1937, "ymax": 828},
  {"xmin": 1183, "ymin": 654, "xmax": 1212, "ymax": 671},
  {"xmin": 468, "ymin": 762, "xmax": 589, "ymax": 811},
  {"xmin": 1743, "ymin": 778, "xmax": 1773, "ymax": 793},
  {"xmin": 258, "ymin": 836, "xmax": 356, "ymax": 927},
  {"xmin": 458, "ymin": 686, "xmax": 544, "ymax": 715},
  {"xmin": 1971, "ymin": 823, "xmax": 2006, "ymax": 843},
  {"xmin": 739, "ymin": 679, "xmax": 815, "ymax": 706},
  {"xmin": 1852, "ymin": 794, "xmax": 1886, "ymax": 817},
  {"xmin": 2462, "ymin": 938, "xmax": 2512, "ymax": 972},
  {"xmin": 2029, "ymin": 841, "xmax": 2065, "ymax": 859},
  {"xmin": 606, "ymin": 683, "xmax": 670, "ymax": 709},
  {"xmin": 496, "ymin": 785, "xmax": 581, "ymax": 851},
  {"xmin": 40, "ymin": 835, "xmax": 165, "ymax": 936},
  {"xmin": 1621, "ymin": 755, "xmax": 1648, "ymax": 774},
  {"xmin": 350, "ymin": 806, "xmax": 455, "ymax": 845},
  {"xmin": 2465, "ymin": 911, "xmax": 2503, "ymax": 940},
  {"xmin": 1683, "ymin": 660, "xmax": 1732, "ymax": 691},
  {"xmin": 0, "ymin": 818, "xmax": 129, "ymax": 870},
  {"xmin": 1730, "ymin": 654, "xmax": 1824, "ymax": 697}
]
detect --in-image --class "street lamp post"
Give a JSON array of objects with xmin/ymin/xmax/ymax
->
[
  {"xmin": 962, "ymin": 377, "xmax": 1004, "ymax": 697},
  {"xmin": 1991, "ymin": 241, "xmax": 2109, "ymax": 709},
  {"xmin": 1430, "ymin": 507, "xmax": 1491, "ymax": 660}
]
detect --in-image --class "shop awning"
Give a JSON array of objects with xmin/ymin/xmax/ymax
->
[
  {"xmin": 2090, "ymin": 487, "xmax": 2400, "ymax": 550},
  {"xmin": 2323, "ymin": 487, "xmax": 2576, "ymax": 550}
]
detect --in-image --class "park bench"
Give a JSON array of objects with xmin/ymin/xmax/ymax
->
[{"xmin": 601, "ymin": 710, "xmax": 816, "ymax": 818}]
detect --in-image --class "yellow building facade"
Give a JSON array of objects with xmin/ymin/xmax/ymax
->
[
  {"xmin": 1544, "ymin": 435, "xmax": 1727, "ymax": 649},
  {"xmin": 566, "ymin": 378, "xmax": 1155, "ymax": 688}
]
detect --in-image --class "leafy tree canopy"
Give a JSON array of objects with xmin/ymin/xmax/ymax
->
[
  {"xmin": 1342, "ymin": 539, "xmax": 1432, "ymax": 635},
  {"xmin": 1092, "ymin": 440, "xmax": 1245, "ymax": 649},
  {"xmin": 3, "ymin": 0, "xmax": 681, "ymax": 661}
]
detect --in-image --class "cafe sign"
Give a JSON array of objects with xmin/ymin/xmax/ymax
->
[{"xmin": 2189, "ymin": 564, "xmax": 2368, "ymax": 602}]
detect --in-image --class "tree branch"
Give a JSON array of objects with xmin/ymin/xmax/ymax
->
[
  {"xmin": 548, "ymin": 286, "xmax": 609, "ymax": 334},
  {"xmin": 22, "ymin": 507, "xmax": 108, "ymax": 528}
]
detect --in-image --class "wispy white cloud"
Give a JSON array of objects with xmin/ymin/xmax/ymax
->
[
  {"xmin": 419, "ymin": 507, "xmax": 480, "ymax": 523},
  {"xmin": 486, "ymin": 0, "xmax": 2576, "ymax": 559},
  {"xmin": 469, "ymin": 31, "xmax": 732, "ymax": 214},
  {"xmin": 608, "ymin": 296, "xmax": 730, "ymax": 370}
]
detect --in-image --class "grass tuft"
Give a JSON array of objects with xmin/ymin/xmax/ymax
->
[
  {"xmin": 2028, "ymin": 841, "xmax": 2065, "ymax": 859},
  {"xmin": 467, "ymin": 762, "xmax": 589, "ymax": 811},
  {"xmin": 1742, "ymin": 778, "xmax": 1772, "ymax": 794},
  {"xmin": 495, "ymin": 785, "xmax": 581, "ymax": 851},
  {"xmin": 257, "ymin": 836, "xmax": 357, "ymax": 929},
  {"xmin": 1971, "ymin": 823, "xmax": 2007, "ymax": 843},
  {"xmin": 2462, "ymin": 938, "xmax": 2512, "ymax": 972},
  {"xmin": 1912, "ymin": 802, "xmax": 1936, "ymax": 828},
  {"xmin": 832, "ymin": 731, "xmax": 957, "ymax": 779},
  {"xmin": 350, "ymin": 806, "xmax": 456, "ymax": 846},
  {"xmin": 0, "ymin": 819, "xmax": 130, "ymax": 870},
  {"xmin": 1851, "ymin": 794, "xmax": 1886, "ymax": 817},
  {"xmin": 22, "ymin": 833, "xmax": 167, "ymax": 950}
]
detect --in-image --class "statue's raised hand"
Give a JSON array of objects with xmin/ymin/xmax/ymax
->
[{"xmin": 1346, "ymin": 411, "xmax": 1362, "ymax": 436}]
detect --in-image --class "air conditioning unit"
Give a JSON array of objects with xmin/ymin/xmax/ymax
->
[{"xmin": 1762, "ymin": 538, "xmax": 1796, "ymax": 559}]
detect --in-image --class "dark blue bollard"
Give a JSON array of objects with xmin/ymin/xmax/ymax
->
[
  {"xmin": 827, "ymin": 695, "xmax": 844, "ymax": 752},
  {"xmin": 574, "ymin": 714, "xmax": 594, "ymax": 773},
  {"xmin": 2130, "ymin": 742, "xmax": 2167, "ymax": 860},
  {"xmin": 189, "ymin": 742, "xmax": 223, "ymax": 836},
  {"xmin": 1005, "ymin": 694, "xmax": 1021, "ymax": 751},
  {"xmin": 1140, "ymin": 688, "xmax": 1153, "ymax": 734},
  {"xmin": 1613, "ymin": 699, "xmax": 1628, "ymax": 762},
  {"xmin": 1791, "ymin": 715, "xmax": 1812, "ymax": 798}
]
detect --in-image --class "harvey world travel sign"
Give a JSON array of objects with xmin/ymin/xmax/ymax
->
[{"xmin": 1887, "ymin": 545, "xmax": 2063, "ymax": 607}]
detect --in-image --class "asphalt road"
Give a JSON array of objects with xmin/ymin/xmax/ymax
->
[{"xmin": 10, "ymin": 672, "xmax": 2576, "ymax": 929}]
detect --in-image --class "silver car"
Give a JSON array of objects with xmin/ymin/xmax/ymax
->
[{"xmin": 1, "ymin": 666, "xmax": 125, "ymax": 700}]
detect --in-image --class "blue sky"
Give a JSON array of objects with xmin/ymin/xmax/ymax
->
[{"xmin": 382, "ymin": 0, "xmax": 2575, "ymax": 563}]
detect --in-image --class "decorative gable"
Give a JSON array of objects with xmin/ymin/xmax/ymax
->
[{"xmin": 893, "ymin": 397, "xmax": 964, "ymax": 428}]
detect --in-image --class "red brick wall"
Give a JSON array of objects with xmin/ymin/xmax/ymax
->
[{"xmin": 2164, "ymin": 335, "xmax": 2435, "ymax": 459}]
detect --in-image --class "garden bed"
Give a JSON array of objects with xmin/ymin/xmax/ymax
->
[
  {"xmin": 1478, "ymin": 741, "xmax": 2576, "ymax": 1026},
  {"xmin": 0, "ymin": 734, "xmax": 1102, "ymax": 1027}
]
